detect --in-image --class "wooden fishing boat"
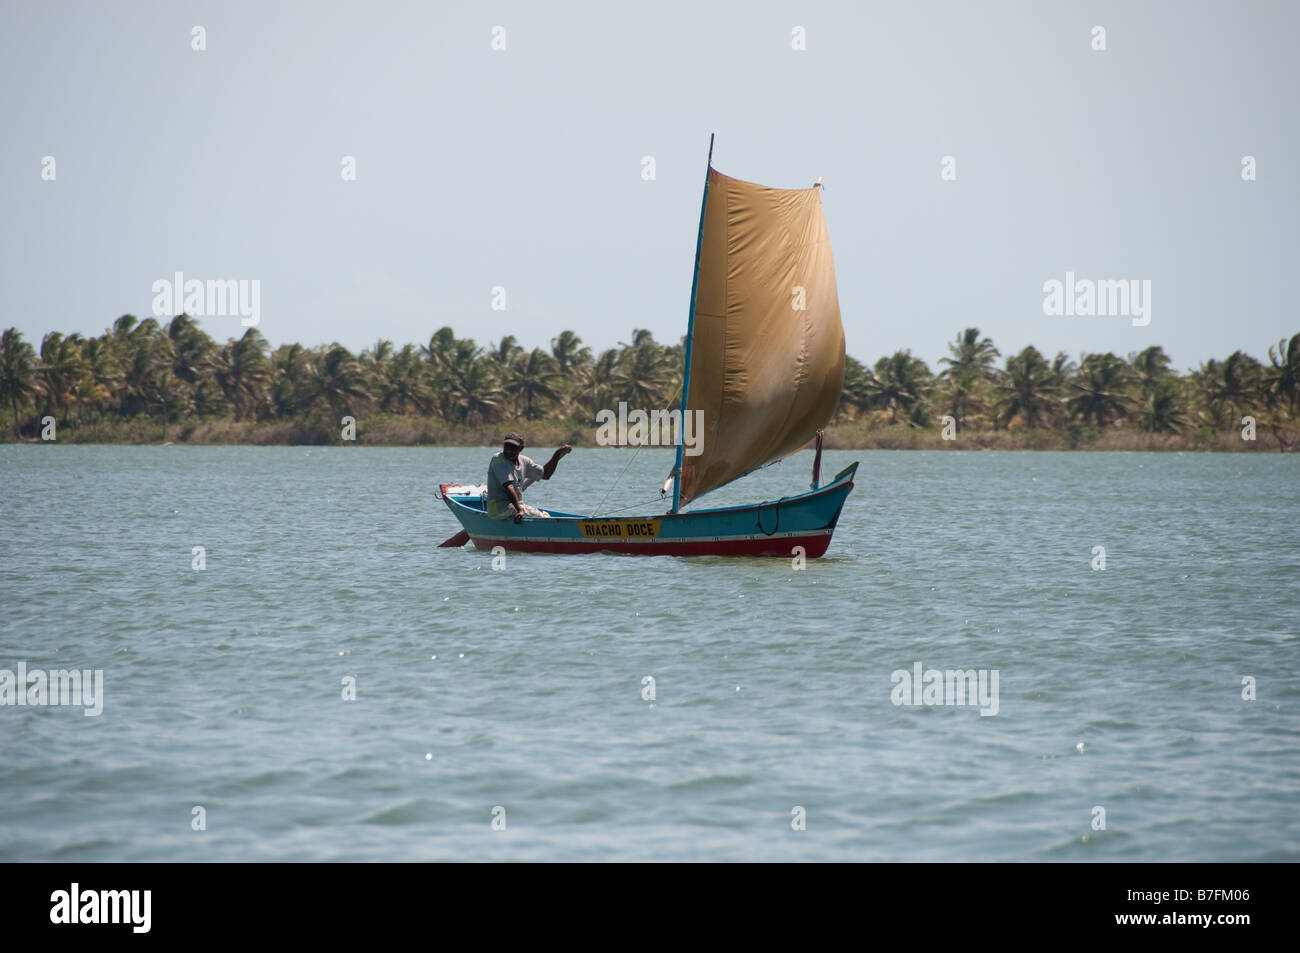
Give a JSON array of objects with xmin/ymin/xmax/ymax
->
[
  {"xmin": 440, "ymin": 460, "xmax": 855, "ymax": 557},
  {"xmin": 439, "ymin": 136, "xmax": 857, "ymax": 557}
]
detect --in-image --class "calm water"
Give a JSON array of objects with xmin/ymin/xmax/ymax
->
[{"xmin": 1, "ymin": 445, "xmax": 1297, "ymax": 861}]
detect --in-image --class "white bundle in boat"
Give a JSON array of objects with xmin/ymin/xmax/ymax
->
[{"xmin": 443, "ymin": 483, "xmax": 487, "ymax": 498}]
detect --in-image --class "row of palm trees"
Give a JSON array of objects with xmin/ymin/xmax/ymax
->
[
  {"xmin": 0, "ymin": 317, "xmax": 684, "ymax": 437},
  {"xmin": 841, "ymin": 328, "xmax": 1300, "ymax": 435},
  {"xmin": 1, "ymin": 317, "xmax": 1297, "ymax": 440}
]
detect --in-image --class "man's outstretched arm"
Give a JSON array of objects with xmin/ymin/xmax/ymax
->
[{"xmin": 542, "ymin": 444, "xmax": 572, "ymax": 480}]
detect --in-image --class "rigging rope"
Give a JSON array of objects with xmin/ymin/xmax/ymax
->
[
  {"xmin": 595, "ymin": 495, "xmax": 671, "ymax": 516},
  {"xmin": 591, "ymin": 441, "xmax": 647, "ymax": 517},
  {"xmin": 590, "ymin": 382, "xmax": 682, "ymax": 518}
]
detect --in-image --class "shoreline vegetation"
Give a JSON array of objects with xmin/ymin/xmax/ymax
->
[{"xmin": 2, "ymin": 319, "xmax": 1297, "ymax": 452}]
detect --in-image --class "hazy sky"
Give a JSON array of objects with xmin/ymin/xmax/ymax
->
[{"xmin": 2, "ymin": 0, "xmax": 1296, "ymax": 372}]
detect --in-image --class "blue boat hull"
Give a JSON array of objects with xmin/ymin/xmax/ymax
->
[{"xmin": 439, "ymin": 462, "xmax": 857, "ymax": 557}]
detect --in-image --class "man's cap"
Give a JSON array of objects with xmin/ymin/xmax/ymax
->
[{"xmin": 503, "ymin": 432, "xmax": 525, "ymax": 448}]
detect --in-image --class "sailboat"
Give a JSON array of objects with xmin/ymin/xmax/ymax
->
[{"xmin": 439, "ymin": 137, "xmax": 858, "ymax": 556}]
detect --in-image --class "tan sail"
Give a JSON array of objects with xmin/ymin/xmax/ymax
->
[{"xmin": 678, "ymin": 168, "xmax": 846, "ymax": 506}]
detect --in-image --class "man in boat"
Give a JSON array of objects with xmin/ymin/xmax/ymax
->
[{"xmin": 487, "ymin": 432, "xmax": 571, "ymax": 522}]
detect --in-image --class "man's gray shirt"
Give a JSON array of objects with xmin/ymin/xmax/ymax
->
[{"xmin": 487, "ymin": 451, "xmax": 544, "ymax": 513}]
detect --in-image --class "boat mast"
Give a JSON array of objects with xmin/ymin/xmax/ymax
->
[
  {"xmin": 811, "ymin": 429, "xmax": 825, "ymax": 489},
  {"xmin": 671, "ymin": 133, "xmax": 714, "ymax": 514}
]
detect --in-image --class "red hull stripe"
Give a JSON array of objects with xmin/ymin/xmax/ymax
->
[
  {"xmin": 470, "ymin": 532, "xmax": 834, "ymax": 558},
  {"xmin": 472, "ymin": 527, "xmax": 830, "ymax": 546}
]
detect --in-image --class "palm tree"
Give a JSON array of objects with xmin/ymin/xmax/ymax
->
[
  {"xmin": 115, "ymin": 318, "xmax": 167, "ymax": 417},
  {"xmin": 1190, "ymin": 359, "xmax": 1224, "ymax": 427},
  {"xmin": 1265, "ymin": 333, "xmax": 1300, "ymax": 418},
  {"xmin": 145, "ymin": 348, "xmax": 184, "ymax": 438},
  {"xmin": 837, "ymin": 356, "xmax": 873, "ymax": 421},
  {"xmin": 1223, "ymin": 350, "xmax": 1264, "ymax": 413},
  {"xmin": 166, "ymin": 314, "xmax": 219, "ymax": 417},
  {"xmin": 37, "ymin": 332, "xmax": 88, "ymax": 424},
  {"xmin": 869, "ymin": 350, "xmax": 933, "ymax": 425},
  {"xmin": 1045, "ymin": 352, "xmax": 1077, "ymax": 426},
  {"xmin": 110, "ymin": 314, "xmax": 139, "ymax": 342},
  {"xmin": 938, "ymin": 327, "xmax": 1000, "ymax": 426},
  {"xmin": 81, "ymin": 336, "xmax": 121, "ymax": 391},
  {"xmin": 429, "ymin": 337, "xmax": 489, "ymax": 421},
  {"xmin": 104, "ymin": 319, "xmax": 182, "ymax": 432},
  {"xmin": 446, "ymin": 339, "xmax": 484, "ymax": 380},
  {"xmin": 581, "ymin": 348, "xmax": 622, "ymax": 420},
  {"xmin": 377, "ymin": 344, "xmax": 432, "ymax": 414},
  {"xmin": 269, "ymin": 343, "xmax": 315, "ymax": 417},
  {"xmin": 360, "ymin": 338, "xmax": 395, "ymax": 393},
  {"xmin": 212, "ymin": 329, "xmax": 271, "ymax": 420},
  {"xmin": 420, "ymin": 327, "xmax": 463, "ymax": 417},
  {"xmin": 489, "ymin": 335, "xmax": 523, "ymax": 367},
  {"xmin": 662, "ymin": 335, "xmax": 687, "ymax": 401},
  {"xmin": 167, "ymin": 315, "xmax": 215, "ymax": 384},
  {"xmin": 362, "ymin": 339, "xmax": 394, "ymax": 366},
  {"xmin": 311, "ymin": 345, "xmax": 371, "ymax": 418},
  {"xmin": 1138, "ymin": 380, "xmax": 1189, "ymax": 433},
  {"xmin": 550, "ymin": 330, "xmax": 591, "ymax": 377},
  {"xmin": 1194, "ymin": 351, "xmax": 1263, "ymax": 427},
  {"xmin": 421, "ymin": 327, "xmax": 458, "ymax": 372},
  {"xmin": 549, "ymin": 330, "xmax": 591, "ymax": 414},
  {"xmin": 67, "ymin": 374, "xmax": 113, "ymax": 426},
  {"xmin": 505, "ymin": 348, "xmax": 563, "ymax": 419},
  {"xmin": 1128, "ymin": 345, "xmax": 1172, "ymax": 402},
  {"xmin": 1069, "ymin": 352, "xmax": 1134, "ymax": 427},
  {"xmin": 996, "ymin": 345, "xmax": 1058, "ymax": 429},
  {"xmin": 615, "ymin": 332, "xmax": 672, "ymax": 409},
  {"xmin": 0, "ymin": 328, "xmax": 37, "ymax": 437},
  {"xmin": 447, "ymin": 357, "xmax": 503, "ymax": 426}
]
